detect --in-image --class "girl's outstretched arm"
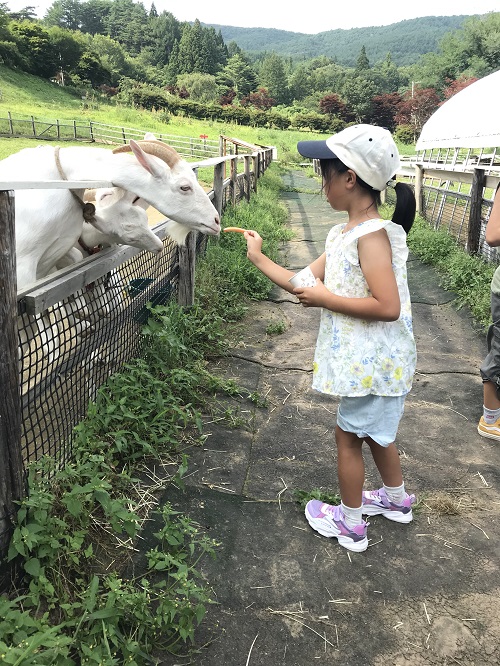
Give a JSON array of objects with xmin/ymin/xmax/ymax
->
[
  {"xmin": 295, "ymin": 230, "xmax": 400, "ymax": 321},
  {"xmin": 245, "ymin": 229, "xmax": 325, "ymax": 294}
]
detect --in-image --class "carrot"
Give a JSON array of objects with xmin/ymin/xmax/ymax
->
[{"xmin": 223, "ymin": 226, "xmax": 247, "ymax": 233}]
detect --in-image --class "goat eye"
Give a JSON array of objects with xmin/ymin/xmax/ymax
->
[{"xmin": 180, "ymin": 185, "xmax": 191, "ymax": 192}]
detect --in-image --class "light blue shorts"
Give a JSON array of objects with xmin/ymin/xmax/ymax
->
[{"xmin": 336, "ymin": 395, "xmax": 406, "ymax": 447}]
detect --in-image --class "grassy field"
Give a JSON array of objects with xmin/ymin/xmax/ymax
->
[{"xmin": 0, "ymin": 65, "xmax": 415, "ymax": 163}]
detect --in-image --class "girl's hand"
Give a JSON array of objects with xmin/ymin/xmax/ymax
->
[
  {"xmin": 244, "ymin": 229, "xmax": 263, "ymax": 260},
  {"xmin": 293, "ymin": 278, "xmax": 330, "ymax": 308}
]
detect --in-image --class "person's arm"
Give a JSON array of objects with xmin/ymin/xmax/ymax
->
[
  {"xmin": 294, "ymin": 229, "xmax": 401, "ymax": 321},
  {"xmin": 245, "ymin": 229, "xmax": 325, "ymax": 294},
  {"xmin": 485, "ymin": 185, "xmax": 500, "ymax": 247}
]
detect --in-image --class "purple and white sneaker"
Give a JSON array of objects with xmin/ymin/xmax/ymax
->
[
  {"xmin": 362, "ymin": 488, "xmax": 415, "ymax": 523},
  {"xmin": 305, "ymin": 501, "xmax": 368, "ymax": 552}
]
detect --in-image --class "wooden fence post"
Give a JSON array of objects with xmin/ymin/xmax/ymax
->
[
  {"xmin": 212, "ymin": 162, "xmax": 224, "ymax": 219},
  {"xmin": 244, "ymin": 155, "xmax": 251, "ymax": 202},
  {"xmin": 468, "ymin": 167, "xmax": 486, "ymax": 255},
  {"xmin": 177, "ymin": 232, "xmax": 196, "ymax": 307},
  {"xmin": 230, "ymin": 157, "xmax": 237, "ymax": 206},
  {"xmin": 414, "ymin": 164, "xmax": 423, "ymax": 215},
  {"xmin": 252, "ymin": 154, "xmax": 258, "ymax": 193},
  {"xmin": 31, "ymin": 116, "xmax": 36, "ymax": 138},
  {"xmin": 0, "ymin": 190, "xmax": 24, "ymax": 556},
  {"xmin": 8, "ymin": 112, "xmax": 13, "ymax": 136}
]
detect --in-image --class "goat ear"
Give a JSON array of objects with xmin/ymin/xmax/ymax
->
[{"xmin": 129, "ymin": 139, "xmax": 163, "ymax": 178}]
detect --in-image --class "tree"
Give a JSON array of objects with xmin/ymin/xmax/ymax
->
[
  {"xmin": 289, "ymin": 64, "xmax": 314, "ymax": 102},
  {"xmin": 241, "ymin": 87, "xmax": 275, "ymax": 111},
  {"xmin": 47, "ymin": 25, "xmax": 85, "ymax": 78},
  {"xmin": 8, "ymin": 5, "xmax": 37, "ymax": 21},
  {"xmin": 86, "ymin": 33, "xmax": 134, "ymax": 85},
  {"xmin": 258, "ymin": 52, "xmax": 289, "ymax": 105},
  {"xmin": 44, "ymin": 0, "xmax": 85, "ymax": 30},
  {"xmin": 217, "ymin": 53, "xmax": 257, "ymax": 99},
  {"xmin": 73, "ymin": 50, "xmax": 111, "ymax": 86},
  {"xmin": 355, "ymin": 45, "xmax": 370, "ymax": 72},
  {"xmin": 9, "ymin": 20, "xmax": 58, "ymax": 77},
  {"xmin": 173, "ymin": 20, "xmax": 226, "ymax": 77},
  {"xmin": 395, "ymin": 86, "xmax": 440, "ymax": 139},
  {"xmin": 176, "ymin": 72, "xmax": 218, "ymax": 103},
  {"xmin": 105, "ymin": 0, "xmax": 147, "ymax": 55},
  {"xmin": 319, "ymin": 93, "xmax": 347, "ymax": 119},
  {"xmin": 441, "ymin": 75, "xmax": 478, "ymax": 102},
  {"xmin": 341, "ymin": 75, "xmax": 377, "ymax": 123},
  {"xmin": 368, "ymin": 92, "xmax": 402, "ymax": 130},
  {"xmin": 372, "ymin": 53, "xmax": 401, "ymax": 93},
  {"xmin": 140, "ymin": 10, "xmax": 181, "ymax": 68}
]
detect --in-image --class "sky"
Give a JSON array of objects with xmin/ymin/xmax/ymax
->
[{"xmin": 5, "ymin": 0, "xmax": 499, "ymax": 33}]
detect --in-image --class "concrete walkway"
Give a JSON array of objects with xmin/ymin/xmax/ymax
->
[{"xmin": 156, "ymin": 171, "xmax": 500, "ymax": 665}]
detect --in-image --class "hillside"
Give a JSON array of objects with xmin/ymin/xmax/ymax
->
[{"xmin": 204, "ymin": 15, "xmax": 471, "ymax": 66}]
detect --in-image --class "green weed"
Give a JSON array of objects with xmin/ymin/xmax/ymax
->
[
  {"xmin": 293, "ymin": 488, "xmax": 341, "ymax": 508},
  {"xmin": 266, "ymin": 320, "xmax": 288, "ymax": 335},
  {"xmin": 407, "ymin": 215, "xmax": 495, "ymax": 331}
]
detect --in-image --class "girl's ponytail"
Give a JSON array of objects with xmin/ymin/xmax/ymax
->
[{"xmin": 391, "ymin": 182, "xmax": 416, "ymax": 234}]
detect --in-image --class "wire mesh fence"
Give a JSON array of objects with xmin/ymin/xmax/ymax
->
[{"xmin": 17, "ymin": 236, "xmax": 179, "ymax": 467}]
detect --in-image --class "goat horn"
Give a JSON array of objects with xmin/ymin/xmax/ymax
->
[{"xmin": 113, "ymin": 140, "xmax": 181, "ymax": 168}]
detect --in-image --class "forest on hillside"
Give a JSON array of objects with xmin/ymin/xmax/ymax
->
[
  {"xmin": 0, "ymin": 0, "xmax": 499, "ymax": 141},
  {"xmin": 209, "ymin": 16, "xmax": 470, "ymax": 67}
]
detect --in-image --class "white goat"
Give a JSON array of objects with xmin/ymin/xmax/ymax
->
[
  {"xmin": 54, "ymin": 187, "xmax": 160, "ymax": 327},
  {"xmin": 0, "ymin": 138, "xmax": 220, "ymax": 290}
]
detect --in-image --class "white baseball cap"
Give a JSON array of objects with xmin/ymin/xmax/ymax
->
[{"xmin": 297, "ymin": 124, "xmax": 400, "ymax": 192}]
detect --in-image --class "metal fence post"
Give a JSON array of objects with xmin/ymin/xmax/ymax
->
[{"xmin": 0, "ymin": 190, "xmax": 24, "ymax": 555}]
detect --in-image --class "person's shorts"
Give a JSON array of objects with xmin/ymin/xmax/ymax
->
[
  {"xmin": 337, "ymin": 394, "xmax": 406, "ymax": 447},
  {"xmin": 480, "ymin": 290, "xmax": 500, "ymax": 396}
]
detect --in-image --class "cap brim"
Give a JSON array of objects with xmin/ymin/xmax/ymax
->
[{"xmin": 297, "ymin": 140, "xmax": 338, "ymax": 159}]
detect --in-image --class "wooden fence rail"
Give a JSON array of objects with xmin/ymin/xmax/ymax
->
[{"xmin": 0, "ymin": 113, "xmax": 224, "ymax": 159}]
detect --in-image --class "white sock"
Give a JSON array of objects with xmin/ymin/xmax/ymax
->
[
  {"xmin": 383, "ymin": 483, "xmax": 406, "ymax": 505},
  {"xmin": 483, "ymin": 405, "xmax": 500, "ymax": 425},
  {"xmin": 340, "ymin": 502, "xmax": 363, "ymax": 528}
]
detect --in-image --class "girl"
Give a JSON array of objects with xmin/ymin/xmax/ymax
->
[{"xmin": 244, "ymin": 124, "xmax": 417, "ymax": 553}]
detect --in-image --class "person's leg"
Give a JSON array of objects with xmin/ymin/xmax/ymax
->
[
  {"xmin": 483, "ymin": 380, "xmax": 500, "ymax": 410},
  {"xmin": 479, "ymin": 293, "xmax": 500, "ymax": 439},
  {"xmin": 304, "ymin": 425, "xmax": 368, "ymax": 552},
  {"xmin": 365, "ymin": 438, "xmax": 403, "ymax": 488},
  {"xmin": 336, "ymin": 425, "xmax": 364, "ymax": 507},
  {"xmin": 362, "ymin": 436, "xmax": 415, "ymax": 522}
]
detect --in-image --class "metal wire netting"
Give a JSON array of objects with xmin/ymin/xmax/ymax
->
[{"xmin": 17, "ymin": 236, "xmax": 179, "ymax": 467}]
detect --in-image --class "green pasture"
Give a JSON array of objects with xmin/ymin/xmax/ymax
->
[{"xmin": 0, "ymin": 65, "xmax": 415, "ymax": 163}]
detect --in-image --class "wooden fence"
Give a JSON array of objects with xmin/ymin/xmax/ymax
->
[
  {"xmin": 0, "ymin": 113, "xmax": 226, "ymax": 159},
  {"xmin": 0, "ymin": 144, "xmax": 274, "ymax": 554},
  {"xmin": 398, "ymin": 162, "xmax": 500, "ymax": 259}
]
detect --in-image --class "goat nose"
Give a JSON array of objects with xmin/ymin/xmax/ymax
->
[{"xmin": 215, "ymin": 216, "xmax": 220, "ymax": 227}]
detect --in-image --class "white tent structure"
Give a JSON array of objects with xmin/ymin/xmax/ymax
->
[{"xmin": 416, "ymin": 69, "xmax": 500, "ymax": 151}]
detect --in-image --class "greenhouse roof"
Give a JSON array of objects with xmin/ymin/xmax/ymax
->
[{"xmin": 416, "ymin": 69, "xmax": 500, "ymax": 150}]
